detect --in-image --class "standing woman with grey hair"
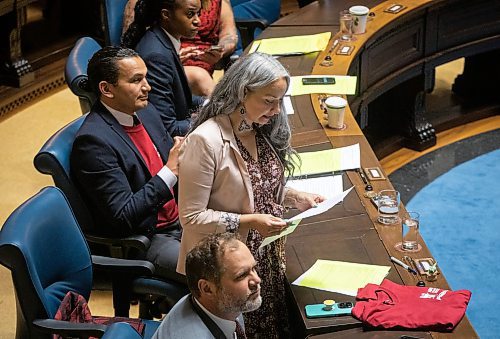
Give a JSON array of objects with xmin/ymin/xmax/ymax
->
[{"xmin": 176, "ymin": 52, "xmax": 325, "ymax": 337}]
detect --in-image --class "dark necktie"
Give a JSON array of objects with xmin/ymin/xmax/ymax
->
[
  {"xmin": 235, "ymin": 320, "xmax": 246, "ymax": 339},
  {"xmin": 132, "ymin": 115, "xmax": 141, "ymax": 126}
]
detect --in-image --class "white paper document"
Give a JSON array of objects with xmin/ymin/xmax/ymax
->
[
  {"xmin": 337, "ymin": 143, "xmax": 360, "ymax": 171},
  {"xmin": 286, "ymin": 175, "xmax": 343, "ymax": 199},
  {"xmin": 287, "ymin": 186, "xmax": 353, "ymax": 222},
  {"xmin": 293, "ymin": 143, "xmax": 361, "ymax": 177},
  {"xmin": 283, "ymin": 95, "xmax": 294, "ymax": 115},
  {"xmin": 258, "ymin": 219, "xmax": 302, "ymax": 249},
  {"xmin": 258, "ymin": 187, "xmax": 354, "ymax": 249}
]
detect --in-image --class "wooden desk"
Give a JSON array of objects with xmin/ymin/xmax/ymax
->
[
  {"xmin": 272, "ymin": 0, "xmax": 382, "ymax": 26},
  {"xmin": 270, "ymin": 0, "xmax": 500, "ymax": 157},
  {"xmin": 253, "ymin": 1, "xmax": 484, "ymax": 337}
]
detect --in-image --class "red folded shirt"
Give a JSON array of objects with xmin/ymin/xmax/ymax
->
[{"xmin": 352, "ymin": 279, "xmax": 471, "ymax": 331}]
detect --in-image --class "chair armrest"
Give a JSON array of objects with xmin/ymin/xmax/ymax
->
[
  {"xmin": 92, "ymin": 255, "xmax": 156, "ymax": 276},
  {"xmin": 101, "ymin": 322, "xmax": 143, "ymax": 339},
  {"xmin": 33, "ymin": 319, "xmax": 107, "ymax": 338},
  {"xmin": 234, "ymin": 18, "xmax": 269, "ymax": 50},
  {"xmin": 132, "ymin": 277, "xmax": 189, "ymax": 301},
  {"xmin": 132, "ymin": 277, "xmax": 189, "ymax": 314},
  {"xmin": 234, "ymin": 17, "xmax": 269, "ymax": 30},
  {"xmin": 86, "ymin": 234, "xmax": 151, "ymax": 258}
]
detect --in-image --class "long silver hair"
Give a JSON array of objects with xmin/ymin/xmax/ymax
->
[{"xmin": 191, "ymin": 52, "xmax": 297, "ymax": 175}]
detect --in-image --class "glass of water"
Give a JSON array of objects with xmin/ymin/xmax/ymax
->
[
  {"xmin": 339, "ymin": 10, "xmax": 354, "ymax": 41},
  {"xmin": 377, "ymin": 189, "xmax": 400, "ymax": 225},
  {"xmin": 402, "ymin": 212, "xmax": 421, "ymax": 252}
]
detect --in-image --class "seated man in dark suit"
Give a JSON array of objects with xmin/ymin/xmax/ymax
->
[
  {"xmin": 152, "ymin": 232, "xmax": 261, "ymax": 338},
  {"xmin": 122, "ymin": 0, "xmax": 206, "ymax": 137},
  {"xmin": 71, "ymin": 46, "xmax": 185, "ymax": 283}
]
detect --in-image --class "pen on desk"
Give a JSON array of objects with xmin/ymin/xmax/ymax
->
[
  {"xmin": 356, "ymin": 168, "xmax": 373, "ymax": 191},
  {"xmin": 356, "ymin": 168, "xmax": 368, "ymax": 185},
  {"xmin": 289, "ymin": 171, "xmax": 342, "ymax": 180},
  {"xmin": 390, "ymin": 256, "xmax": 418, "ymax": 275},
  {"xmin": 328, "ymin": 39, "xmax": 339, "ymax": 53}
]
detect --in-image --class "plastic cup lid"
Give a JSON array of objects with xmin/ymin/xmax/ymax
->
[
  {"xmin": 325, "ymin": 96, "xmax": 347, "ymax": 108},
  {"xmin": 349, "ymin": 5, "xmax": 369, "ymax": 15}
]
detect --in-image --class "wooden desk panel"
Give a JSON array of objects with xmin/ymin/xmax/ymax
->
[
  {"xmin": 253, "ymin": 1, "xmax": 482, "ymax": 337},
  {"xmin": 272, "ymin": 0, "xmax": 383, "ymax": 26},
  {"xmin": 286, "ymin": 225, "xmax": 403, "ymax": 335},
  {"xmin": 310, "ymin": 328, "xmax": 433, "ymax": 338},
  {"xmin": 432, "ymin": 0, "xmax": 500, "ymax": 52}
]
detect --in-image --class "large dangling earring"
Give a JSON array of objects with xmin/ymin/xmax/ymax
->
[{"xmin": 238, "ymin": 106, "xmax": 252, "ymax": 131}]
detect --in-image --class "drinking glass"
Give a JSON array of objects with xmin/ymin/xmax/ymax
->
[
  {"xmin": 339, "ymin": 10, "xmax": 354, "ymax": 41},
  {"xmin": 377, "ymin": 189, "xmax": 400, "ymax": 225},
  {"xmin": 401, "ymin": 212, "xmax": 421, "ymax": 252}
]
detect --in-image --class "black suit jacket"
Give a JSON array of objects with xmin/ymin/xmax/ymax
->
[
  {"xmin": 71, "ymin": 101, "xmax": 175, "ymax": 237},
  {"xmin": 135, "ymin": 25, "xmax": 204, "ymax": 137}
]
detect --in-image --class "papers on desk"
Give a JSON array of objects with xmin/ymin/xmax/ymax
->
[
  {"xmin": 292, "ymin": 260, "xmax": 391, "ymax": 296},
  {"xmin": 287, "ymin": 75, "xmax": 357, "ymax": 96},
  {"xmin": 289, "ymin": 187, "xmax": 353, "ymax": 222},
  {"xmin": 282, "ymin": 95, "xmax": 294, "ymax": 115},
  {"xmin": 248, "ymin": 32, "xmax": 331, "ymax": 56},
  {"xmin": 258, "ymin": 187, "xmax": 353, "ymax": 249},
  {"xmin": 293, "ymin": 144, "xmax": 360, "ymax": 177},
  {"xmin": 286, "ymin": 174, "xmax": 343, "ymax": 199}
]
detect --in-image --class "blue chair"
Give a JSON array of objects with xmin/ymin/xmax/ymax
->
[
  {"xmin": 0, "ymin": 187, "xmax": 162, "ymax": 338},
  {"xmin": 34, "ymin": 116, "xmax": 188, "ymax": 319},
  {"xmin": 65, "ymin": 37, "xmax": 101, "ymax": 114},
  {"xmin": 102, "ymin": 0, "xmax": 129, "ymax": 46},
  {"xmin": 231, "ymin": 0, "xmax": 280, "ymax": 53},
  {"xmin": 101, "ymin": 322, "xmax": 144, "ymax": 338},
  {"xmin": 112, "ymin": 0, "xmax": 269, "ymax": 58}
]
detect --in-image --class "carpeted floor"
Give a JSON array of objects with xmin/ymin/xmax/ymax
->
[{"xmin": 402, "ymin": 138, "xmax": 500, "ymax": 338}]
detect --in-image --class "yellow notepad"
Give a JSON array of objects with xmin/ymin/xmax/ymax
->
[
  {"xmin": 293, "ymin": 260, "xmax": 391, "ymax": 296},
  {"xmin": 249, "ymin": 32, "xmax": 331, "ymax": 55},
  {"xmin": 290, "ymin": 144, "xmax": 360, "ymax": 177}
]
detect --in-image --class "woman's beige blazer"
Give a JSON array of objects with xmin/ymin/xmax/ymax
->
[{"xmin": 176, "ymin": 115, "xmax": 285, "ymax": 274}]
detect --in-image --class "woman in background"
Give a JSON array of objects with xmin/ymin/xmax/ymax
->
[
  {"xmin": 177, "ymin": 52, "xmax": 325, "ymax": 338},
  {"xmin": 122, "ymin": 0, "xmax": 206, "ymax": 137},
  {"xmin": 123, "ymin": 0, "xmax": 238, "ymax": 96}
]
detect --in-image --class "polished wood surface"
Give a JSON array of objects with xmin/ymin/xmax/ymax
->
[
  {"xmin": 381, "ymin": 115, "xmax": 500, "ymax": 175},
  {"xmin": 275, "ymin": 0, "xmax": 500, "ymax": 157},
  {"xmin": 256, "ymin": 1, "xmax": 485, "ymax": 337},
  {"xmin": 273, "ymin": 0, "xmax": 382, "ymax": 26}
]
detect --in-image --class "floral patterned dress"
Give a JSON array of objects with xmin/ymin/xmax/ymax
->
[{"xmin": 236, "ymin": 133, "xmax": 289, "ymax": 338}]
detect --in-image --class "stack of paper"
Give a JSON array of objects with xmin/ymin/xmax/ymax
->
[
  {"xmin": 291, "ymin": 144, "xmax": 361, "ymax": 177},
  {"xmin": 293, "ymin": 260, "xmax": 391, "ymax": 296},
  {"xmin": 259, "ymin": 187, "xmax": 353, "ymax": 249},
  {"xmin": 249, "ymin": 32, "xmax": 331, "ymax": 56},
  {"xmin": 286, "ymin": 175, "xmax": 343, "ymax": 199}
]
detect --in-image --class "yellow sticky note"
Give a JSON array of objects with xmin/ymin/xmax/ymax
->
[
  {"xmin": 253, "ymin": 32, "xmax": 331, "ymax": 55},
  {"xmin": 248, "ymin": 40, "xmax": 261, "ymax": 54},
  {"xmin": 294, "ymin": 260, "xmax": 391, "ymax": 296},
  {"xmin": 294, "ymin": 149, "xmax": 341, "ymax": 176}
]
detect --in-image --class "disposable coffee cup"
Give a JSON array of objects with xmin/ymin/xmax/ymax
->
[
  {"xmin": 349, "ymin": 5, "xmax": 369, "ymax": 34},
  {"xmin": 324, "ymin": 96, "xmax": 347, "ymax": 129}
]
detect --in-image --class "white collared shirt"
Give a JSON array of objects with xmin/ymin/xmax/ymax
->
[
  {"xmin": 162, "ymin": 28, "xmax": 181, "ymax": 54},
  {"xmin": 102, "ymin": 101, "xmax": 177, "ymax": 189},
  {"xmin": 194, "ymin": 298, "xmax": 245, "ymax": 339}
]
